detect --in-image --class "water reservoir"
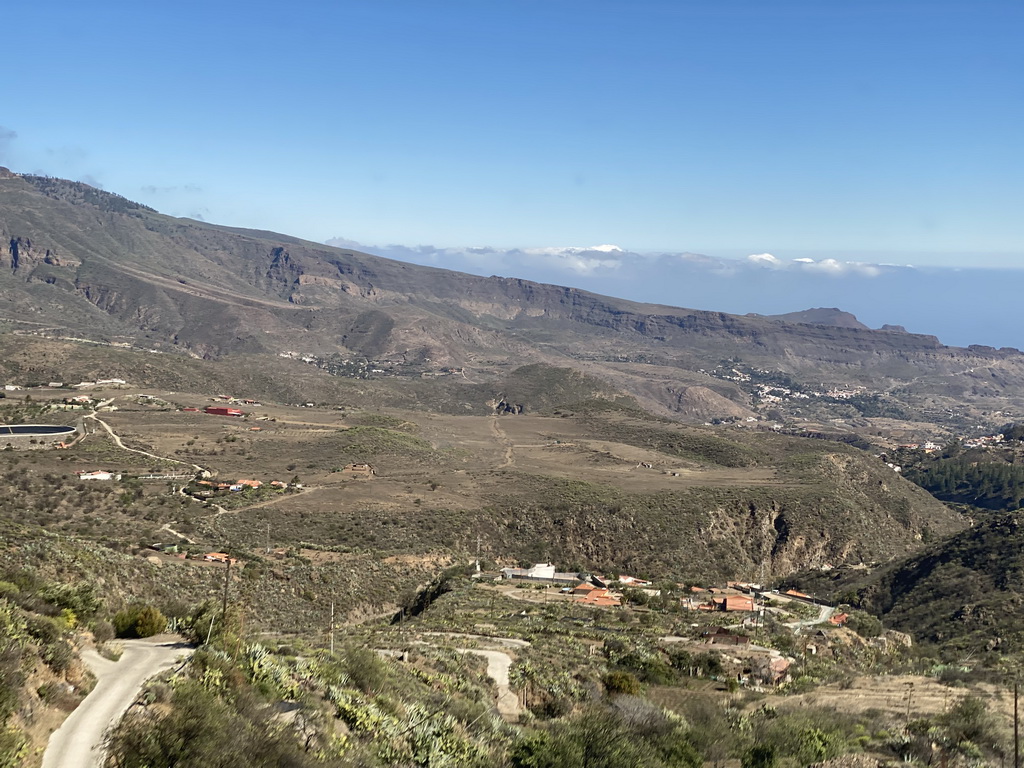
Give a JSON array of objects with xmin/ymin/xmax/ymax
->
[{"xmin": 0, "ymin": 425, "xmax": 77, "ymax": 436}]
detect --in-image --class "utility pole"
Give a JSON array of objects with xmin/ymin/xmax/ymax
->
[
  {"xmin": 905, "ymin": 682, "xmax": 915, "ymax": 731},
  {"xmin": 330, "ymin": 601, "xmax": 335, "ymax": 655},
  {"xmin": 221, "ymin": 558, "xmax": 232, "ymax": 619},
  {"xmin": 1007, "ymin": 684, "xmax": 1015, "ymax": 768},
  {"xmin": 266, "ymin": 522, "xmax": 271, "ymax": 554}
]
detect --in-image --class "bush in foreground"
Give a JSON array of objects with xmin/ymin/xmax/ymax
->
[{"xmin": 113, "ymin": 604, "xmax": 167, "ymax": 638}]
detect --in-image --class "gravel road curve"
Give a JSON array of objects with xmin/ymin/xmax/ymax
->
[{"xmin": 42, "ymin": 638, "xmax": 193, "ymax": 768}]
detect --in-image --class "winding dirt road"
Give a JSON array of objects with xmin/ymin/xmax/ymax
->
[
  {"xmin": 490, "ymin": 416, "xmax": 514, "ymax": 468},
  {"xmin": 42, "ymin": 638, "xmax": 193, "ymax": 768},
  {"xmin": 86, "ymin": 412, "xmax": 205, "ymax": 473}
]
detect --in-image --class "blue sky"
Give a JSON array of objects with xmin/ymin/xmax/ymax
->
[{"xmin": 2, "ymin": 1, "xmax": 1023, "ymax": 345}]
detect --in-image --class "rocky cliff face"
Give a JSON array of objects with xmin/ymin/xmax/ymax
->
[{"xmin": 484, "ymin": 443, "xmax": 963, "ymax": 582}]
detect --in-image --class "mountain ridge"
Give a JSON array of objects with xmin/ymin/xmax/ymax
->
[{"xmin": 4, "ymin": 168, "xmax": 1024, "ymax": 422}]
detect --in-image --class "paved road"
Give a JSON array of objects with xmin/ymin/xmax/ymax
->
[
  {"xmin": 784, "ymin": 602, "xmax": 835, "ymax": 629},
  {"xmin": 460, "ymin": 648, "xmax": 520, "ymax": 718},
  {"xmin": 42, "ymin": 638, "xmax": 193, "ymax": 768},
  {"xmin": 411, "ymin": 633, "xmax": 528, "ymax": 719}
]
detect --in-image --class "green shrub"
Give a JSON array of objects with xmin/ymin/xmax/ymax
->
[
  {"xmin": 25, "ymin": 615, "xmax": 62, "ymax": 646},
  {"xmin": 845, "ymin": 610, "xmax": 883, "ymax": 639},
  {"xmin": 0, "ymin": 726, "xmax": 27, "ymax": 768},
  {"xmin": 41, "ymin": 639, "xmax": 74, "ymax": 673},
  {"xmin": 603, "ymin": 670, "xmax": 642, "ymax": 696},
  {"xmin": 91, "ymin": 619, "xmax": 115, "ymax": 644},
  {"xmin": 113, "ymin": 604, "xmax": 167, "ymax": 638},
  {"xmin": 343, "ymin": 646, "xmax": 388, "ymax": 695},
  {"xmin": 39, "ymin": 582, "xmax": 102, "ymax": 619},
  {"xmin": 743, "ymin": 744, "xmax": 777, "ymax": 768}
]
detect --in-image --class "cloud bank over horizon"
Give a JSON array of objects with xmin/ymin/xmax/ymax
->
[
  {"xmin": 329, "ymin": 239, "xmax": 898, "ymax": 280},
  {"xmin": 325, "ymin": 237, "xmax": 1024, "ymax": 351}
]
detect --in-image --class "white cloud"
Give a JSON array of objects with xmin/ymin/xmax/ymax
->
[
  {"xmin": 327, "ymin": 236, "xmax": 899, "ymax": 282},
  {"xmin": 518, "ymin": 246, "xmax": 623, "ymax": 275},
  {"xmin": 522, "ymin": 244, "xmax": 623, "ymax": 255},
  {"xmin": 791, "ymin": 258, "xmax": 882, "ymax": 277},
  {"xmin": 746, "ymin": 253, "xmax": 884, "ymax": 278},
  {"xmin": 747, "ymin": 253, "xmax": 783, "ymax": 267}
]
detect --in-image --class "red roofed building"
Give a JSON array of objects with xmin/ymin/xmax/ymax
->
[
  {"xmin": 714, "ymin": 595, "xmax": 756, "ymax": 612},
  {"xmin": 702, "ymin": 627, "xmax": 751, "ymax": 645},
  {"xmin": 575, "ymin": 587, "xmax": 622, "ymax": 607},
  {"xmin": 205, "ymin": 406, "xmax": 243, "ymax": 417}
]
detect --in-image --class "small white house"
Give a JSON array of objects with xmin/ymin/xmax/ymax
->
[
  {"xmin": 78, "ymin": 471, "xmax": 120, "ymax": 481},
  {"xmin": 526, "ymin": 563, "xmax": 556, "ymax": 580},
  {"xmin": 500, "ymin": 563, "xmax": 580, "ymax": 584}
]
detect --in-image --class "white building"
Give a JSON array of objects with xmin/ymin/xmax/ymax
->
[
  {"xmin": 500, "ymin": 562, "xmax": 581, "ymax": 584},
  {"xmin": 78, "ymin": 471, "xmax": 120, "ymax": 481}
]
